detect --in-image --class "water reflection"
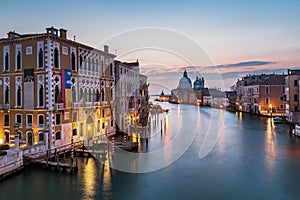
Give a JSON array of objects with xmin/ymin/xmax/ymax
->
[{"xmin": 264, "ymin": 118, "xmax": 277, "ymax": 175}]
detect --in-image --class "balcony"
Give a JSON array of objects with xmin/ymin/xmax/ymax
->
[
  {"xmin": 73, "ymin": 102, "xmax": 81, "ymax": 109},
  {"xmin": 0, "ymin": 104, "xmax": 9, "ymax": 110},
  {"xmin": 54, "ymin": 103, "xmax": 64, "ymax": 110}
]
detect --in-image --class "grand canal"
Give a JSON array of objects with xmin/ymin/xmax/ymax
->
[{"xmin": 1, "ymin": 102, "xmax": 300, "ymax": 200}]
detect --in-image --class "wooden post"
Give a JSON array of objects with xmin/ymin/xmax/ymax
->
[
  {"xmin": 46, "ymin": 150, "xmax": 49, "ymax": 168},
  {"xmin": 63, "ymin": 150, "xmax": 66, "ymax": 163}
]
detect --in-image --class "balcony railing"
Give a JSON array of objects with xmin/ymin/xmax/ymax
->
[
  {"xmin": 0, "ymin": 104, "xmax": 9, "ymax": 110},
  {"xmin": 54, "ymin": 103, "xmax": 64, "ymax": 110}
]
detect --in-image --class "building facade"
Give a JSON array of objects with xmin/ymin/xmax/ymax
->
[
  {"xmin": 285, "ymin": 69, "xmax": 300, "ymax": 123},
  {"xmin": 236, "ymin": 74, "xmax": 285, "ymax": 115},
  {"xmin": 0, "ymin": 27, "xmax": 115, "ymax": 148},
  {"xmin": 114, "ymin": 60, "xmax": 149, "ymax": 136}
]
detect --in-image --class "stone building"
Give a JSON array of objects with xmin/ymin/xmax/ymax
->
[
  {"xmin": 114, "ymin": 60, "xmax": 149, "ymax": 135},
  {"xmin": 285, "ymin": 69, "xmax": 300, "ymax": 123},
  {"xmin": 0, "ymin": 27, "xmax": 115, "ymax": 148}
]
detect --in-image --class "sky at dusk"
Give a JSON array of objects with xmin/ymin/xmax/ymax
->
[{"xmin": 1, "ymin": 0, "xmax": 300, "ymax": 94}]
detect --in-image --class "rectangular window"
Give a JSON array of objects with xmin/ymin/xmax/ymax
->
[
  {"xmin": 55, "ymin": 113, "xmax": 61, "ymax": 125},
  {"xmin": 73, "ymin": 112, "xmax": 77, "ymax": 122},
  {"xmin": 111, "ymin": 120, "xmax": 113, "ymax": 127},
  {"xmin": 4, "ymin": 114, "xmax": 9, "ymax": 126},
  {"xmin": 102, "ymin": 109, "xmax": 105, "ymax": 118},
  {"xmin": 26, "ymin": 114, "xmax": 33, "ymax": 128},
  {"xmin": 294, "ymin": 80, "xmax": 298, "ymax": 86},
  {"xmin": 38, "ymin": 115, "xmax": 44, "ymax": 128},
  {"xmin": 102, "ymin": 122, "xmax": 105, "ymax": 129},
  {"xmin": 16, "ymin": 114, "xmax": 22, "ymax": 127},
  {"xmin": 294, "ymin": 94, "xmax": 298, "ymax": 102}
]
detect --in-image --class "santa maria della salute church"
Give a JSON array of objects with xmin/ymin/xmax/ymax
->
[{"xmin": 170, "ymin": 70, "xmax": 207, "ymax": 104}]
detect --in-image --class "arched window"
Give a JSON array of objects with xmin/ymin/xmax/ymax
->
[
  {"xmin": 17, "ymin": 86, "xmax": 21, "ymax": 106},
  {"xmin": 55, "ymin": 131, "xmax": 61, "ymax": 140},
  {"xmin": 79, "ymin": 55, "xmax": 83, "ymax": 69},
  {"xmin": 110, "ymin": 63, "xmax": 113, "ymax": 76},
  {"xmin": 16, "ymin": 51, "xmax": 21, "ymax": 70},
  {"xmin": 39, "ymin": 85, "xmax": 44, "ymax": 106},
  {"xmin": 38, "ymin": 48, "xmax": 43, "ymax": 68},
  {"xmin": 71, "ymin": 52, "xmax": 76, "ymax": 70},
  {"xmin": 54, "ymin": 85, "xmax": 59, "ymax": 103},
  {"xmin": 89, "ymin": 88, "xmax": 92, "ymax": 102},
  {"xmin": 5, "ymin": 86, "xmax": 9, "ymax": 104},
  {"xmin": 38, "ymin": 115, "xmax": 45, "ymax": 128},
  {"xmin": 80, "ymin": 88, "xmax": 84, "ymax": 102},
  {"xmin": 101, "ymin": 88, "xmax": 105, "ymax": 101},
  {"xmin": 95, "ymin": 60, "xmax": 98, "ymax": 72},
  {"xmin": 5, "ymin": 52, "xmax": 9, "ymax": 71},
  {"xmin": 72, "ymin": 129, "xmax": 77, "ymax": 136},
  {"xmin": 88, "ymin": 57, "xmax": 91, "ymax": 71},
  {"xmin": 27, "ymin": 132, "xmax": 33, "ymax": 146},
  {"xmin": 54, "ymin": 48, "xmax": 59, "ymax": 68},
  {"xmin": 96, "ymin": 89, "xmax": 100, "ymax": 101}
]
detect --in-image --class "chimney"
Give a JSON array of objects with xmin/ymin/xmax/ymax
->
[
  {"xmin": 59, "ymin": 28, "xmax": 67, "ymax": 39},
  {"xmin": 104, "ymin": 45, "xmax": 109, "ymax": 53},
  {"xmin": 7, "ymin": 31, "xmax": 16, "ymax": 39}
]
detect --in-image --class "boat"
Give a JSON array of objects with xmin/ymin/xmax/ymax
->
[
  {"xmin": 292, "ymin": 124, "xmax": 300, "ymax": 137},
  {"xmin": 273, "ymin": 116, "xmax": 283, "ymax": 124}
]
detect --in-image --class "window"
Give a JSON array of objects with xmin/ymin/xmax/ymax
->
[
  {"xmin": 282, "ymin": 86, "xmax": 285, "ymax": 94},
  {"xmin": 16, "ymin": 114, "xmax": 22, "ymax": 127},
  {"xmin": 102, "ymin": 109, "xmax": 105, "ymax": 118},
  {"xmin": 38, "ymin": 48, "xmax": 43, "ymax": 68},
  {"xmin": 55, "ymin": 113, "xmax": 61, "ymax": 125},
  {"xmin": 4, "ymin": 114, "xmax": 9, "ymax": 126},
  {"xmin": 280, "ymin": 104, "xmax": 284, "ymax": 109},
  {"xmin": 72, "ymin": 129, "xmax": 77, "ymax": 136},
  {"xmin": 16, "ymin": 51, "xmax": 21, "ymax": 70},
  {"xmin": 38, "ymin": 132, "xmax": 44, "ymax": 142},
  {"xmin": 265, "ymin": 86, "xmax": 269, "ymax": 94},
  {"xmin": 54, "ymin": 48, "xmax": 59, "ymax": 68},
  {"xmin": 294, "ymin": 80, "xmax": 298, "ymax": 87},
  {"xmin": 4, "ymin": 52, "xmax": 9, "ymax": 71},
  {"xmin": 111, "ymin": 120, "xmax": 113, "ymax": 127},
  {"xmin": 26, "ymin": 114, "xmax": 33, "ymax": 128},
  {"xmin": 265, "ymin": 97, "xmax": 269, "ymax": 104},
  {"xmin": 110, "ymin": 63, "xmax": 113, "ymax": 76},
  {"xmin": 38, "ymin": 115, "xmax": 45, "ymax": 128},
  {"xmin": 295, "ymin": 106, "xmax": 299, "ymax": 111},
  {"xmin": 54, "ymin": 85, "xmax": 59, "ymax": 103},
  {"xmin": 294, "ymin": 94, "xmax": 298, "ymax": 102},
  {"xmin": 16, "ymin": 86, "xmax": 21, "ymax": 106},
  {"xmin": 73, "ymin": 112, "xmax": 77, "ymax": 122},
  {"xmin": 71, "ymin": 52, "xmax": 76, "ymax": 70},
  {"xmin": 55, "ymin": 131, "xmax": 61, "ymax": 140},
  {"xmin": 102, "ymin": 122, "xmax": 105, "ymax": 129},
  {"xmin": 5, "ymin": 86, "xmax": 9, "ymax": 104},
  {"xmin": 79, "ymin": 55, "xmax": 83, "ymax": 69},
  {"xmin": 39, "ymin": 85, "xmax": 44, "ymax": 107},
  {"xmin": 101, "ymin": 88, "xmax": 105, "ymax": 101}
]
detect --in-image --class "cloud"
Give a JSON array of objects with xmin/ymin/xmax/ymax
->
[{"xmin": 207, "ymin": 61, "xmax": 277, "ymax": 70}]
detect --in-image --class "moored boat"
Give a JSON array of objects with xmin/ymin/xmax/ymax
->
[
  {"xmin": 273, "ymin": 116, "xmax": 283, "ymax": 124},
  {"xmin": 292, "ymin": 124, "xmax": 300, "ymax": 137}
]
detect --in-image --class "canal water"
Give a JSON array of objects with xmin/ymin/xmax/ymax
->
[{"xmin": 1, "ymin": 102, "xmax": 300, "ymax": 200}]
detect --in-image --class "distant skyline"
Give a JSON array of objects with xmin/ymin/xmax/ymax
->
[{"xmin": 1, "ymin": 0, "xmax": 300, "ymax": 94}]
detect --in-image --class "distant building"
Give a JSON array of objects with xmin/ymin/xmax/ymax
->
[
  {"xmin": 170, "ymin": 70, "xmax": 205, "ymax": 104},
  {"xmin": 285, "ymin": 69, "xmax": 300, "ymax": 123},
  {"xmin": 159, "ymin": 91, "xmax": 171, "ymax": 102},
  {"xmin": 235, "ymin": 74, "xmax": 285, "ymax": 115}
]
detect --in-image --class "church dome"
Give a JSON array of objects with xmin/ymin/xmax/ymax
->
[
  {"xmin": 194, "ymin": 76, "xmax": 204, "ymax": 90},
  {"xmin": 177, "ymin": 70, "xmax": 192, "ymax": 89}
]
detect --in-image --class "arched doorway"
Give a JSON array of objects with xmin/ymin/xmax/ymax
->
[
  {"xmin": 27, "ymin": 131, "xmax": 33, "ymax": 146},
  {"xmin": 4, "ymin": 130, "xmax": 9, "ymax": 144},
  {"xmin": 86, "ymin": 115, "xmax": 94, "ymax": 140}
]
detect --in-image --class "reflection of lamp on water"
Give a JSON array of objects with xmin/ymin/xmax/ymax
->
[
  {"xmin": 0, "ymin": 139, "xmax": 3, "ymax": 145},
  {"xmin": 269, "ymin": 104, "xmax": 272, "ymax": 117}
]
